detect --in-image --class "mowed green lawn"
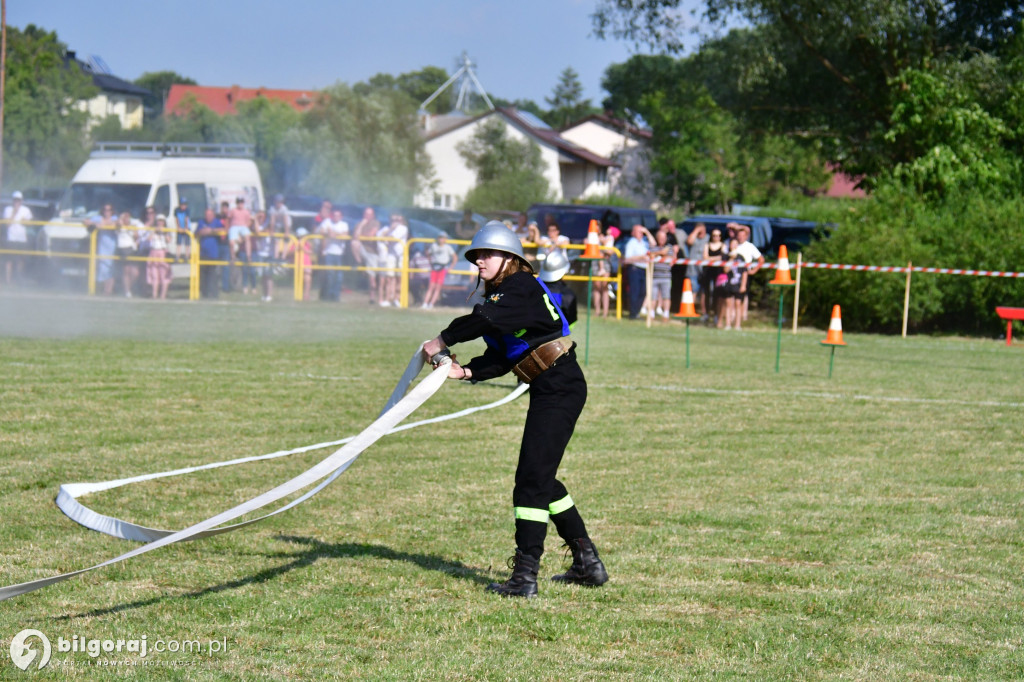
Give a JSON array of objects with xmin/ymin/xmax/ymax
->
[{"xmin": 1, "ymin": 294, "xmax": 1022, "ymax": 681}]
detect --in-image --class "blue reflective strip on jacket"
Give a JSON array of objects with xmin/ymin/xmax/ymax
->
[{"xmin": 483, "ymin": 332, "xmax": 530, "ymax": 362}]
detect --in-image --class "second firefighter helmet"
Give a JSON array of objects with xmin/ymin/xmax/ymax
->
[
  {"xmin": 538, "ymin": 249, "xmax": 570, "ymax": 282},
  {"xmin": 465, "ymin": 221, "xmax": 532, "ymax": 271}
]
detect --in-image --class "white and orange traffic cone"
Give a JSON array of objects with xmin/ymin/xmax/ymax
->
[
  {"xmin": 769, "ymin": 245, "xmax": 795, "ymax": 286},
  {"xmin": 821, "ymin": 305, "xmax": 846, "ymax": 346},
  {"xmin": 673, "ymin": 278, "xmax": 699, "ymax": 319},
  {"xmin": 580, "ymin": 219, "xmax": 602, "ymax": 259}
]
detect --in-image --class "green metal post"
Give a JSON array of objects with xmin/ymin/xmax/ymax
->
[
  {"xmin": 582, "ymin": 258, "xmax": 596, "ymax": 366},
  {"xmin": 685, "ymin": 319, "xmax": 691, "ymax": 369},
  {"xmin": 775, "ymin": 289, "xmax": 786, "ymax": 373}
]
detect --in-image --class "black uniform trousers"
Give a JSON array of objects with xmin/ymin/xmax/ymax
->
[{"xmin": 513, "ymin": 350, "xmax": 589, "ymax": 559}]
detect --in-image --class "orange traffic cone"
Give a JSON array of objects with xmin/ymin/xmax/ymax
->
[
  {"xmin": 769, "ymin": 245, "xmax": 795, "ymax": 285},
  {"xmin": 673, "ymin": 278, "xmax": 699, "ymax": 318},
  {"xmin": 821, "ymin": 305, "xmax": 846, "ymax": 345},
  {"xmin": 580, "ymin": 219, "xmax": 602, "ymax": 259}
]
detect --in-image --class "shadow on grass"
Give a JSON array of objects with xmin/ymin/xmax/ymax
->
[{"xmin": 59, "ymin": 535, "xmax": 491, "ymax": 620}]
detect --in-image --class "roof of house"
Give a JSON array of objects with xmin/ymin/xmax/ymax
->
[
  {"xmin": 560, "ymin": 112, "xmax": 652, "ymax": 140},
  {"xmin": 824, "ymin": 163, "xmax": 868, "ymax": 199},
  {"xmin": 424, "ymin": 107, "xmax": 617, "ymax": 168},
  {"xmin": 64, "ymin": 52, "xmax": 151, "ymax": 98},
  {"xmin": 165, "ymin": 84, "xmax": 317, "ymax": 116}
]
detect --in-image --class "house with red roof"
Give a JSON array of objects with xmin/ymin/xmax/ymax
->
[
  {"xmin": 165, "ymin": 84, "xmax": 317, "ymax": 116},
  {"xmin": 823, "ymin": 163, "xmax": 868, "ymax": 199}
]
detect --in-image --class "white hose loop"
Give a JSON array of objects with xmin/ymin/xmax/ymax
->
[{"xmin": 0, "ymin": 345, "xmax": 527, "ymax": 602}]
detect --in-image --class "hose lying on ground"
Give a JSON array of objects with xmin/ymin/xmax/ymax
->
[{"xmin": 0, "ymin": 346, "xmax": 528, "ymax": 602}]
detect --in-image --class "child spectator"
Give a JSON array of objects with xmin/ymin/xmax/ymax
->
[
  {"xmin": 650, "ymin": 230, "xmax": 676, "ymax": 318},
  {"xmin": 720, "ymin": 239, "xmax": 748, "ymax": 330},
  {"xmin": 252, "ymin": 219, "xmax": 276, "ymax": 302},
  {"xmin": 423, "ymin": 231, "xmax": 456, "ymax": 309},
  {"xmin": 146, "ymin": 215, "xmax": 172, "ymax": 299}
]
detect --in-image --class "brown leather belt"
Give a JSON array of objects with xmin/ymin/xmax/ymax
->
[{"xmin": 511, "ymin": 337, "xmax": 573, "ymax": 383}]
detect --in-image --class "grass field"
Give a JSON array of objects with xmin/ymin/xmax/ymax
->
[{"xmin": 1, "ymin": 293, "xmax": 1022, "ymax": 680}]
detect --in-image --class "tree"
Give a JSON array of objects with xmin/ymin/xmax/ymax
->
[
  {"xmin": 592, "ymin": 1, "xmax": 1024, "ymax": 181},
  {"xmin": 206, "ymin": 97, "xmax": 303, "ymax": 194},
  {"xmin": 457, "ymin": 118, "xmax": 554, "ymax": 212},
  {"xmin": 355, "ymin": 66, "xmax": 450, "ymax": 114},
  {"xmin": 884, "ymin": 63, "xmax": 1014, "ymax": 197},
  {"xmin": 285, "ymin": 83, "xmax": 431, "ymax": 206},
  {"xmin": 544, "ymin": 67, "xmax": 596, "ymax": 128},
  {"xmin": 3, "ymin": 24, "xmax": 97, "ymax": 183},
  {"xmin": 133, "ymin": 70, "xmax": 197, "ymax": 118},
  {"xmin": 602, "ymin": 54, "xmax": 829, "ymax": 210}
]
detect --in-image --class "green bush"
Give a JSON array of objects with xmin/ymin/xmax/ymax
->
[{"xmin": 792, "ymin": 189, "xmax": 1024, "ymax": 335}]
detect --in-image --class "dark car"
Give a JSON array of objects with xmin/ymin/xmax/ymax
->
[
  {"xmin": 400, "ymin": 207, "xmax": 488, "ymax": 241},
  {"xmin": 765, "ymin": 217, "xmax": 829, "ymax": 255},
  {"xmin": 526, "ymin": 203, "xmax": 658, "ymax": 243},
  {"xmin": 679, "ymin": 215, "xmax": 774, "ymax": 253},
  {"xmin": 438, "ymin": 243, "xmax": 487, "ymax": 307}
]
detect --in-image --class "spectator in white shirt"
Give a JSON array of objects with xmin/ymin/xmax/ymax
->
[
  {"xmin": 319, "ymin": 208, "xmax": 349, "ymax": 302},
  {"xmin": 3, "ymin": 191, "xmax": 32, "ymax": 285}
]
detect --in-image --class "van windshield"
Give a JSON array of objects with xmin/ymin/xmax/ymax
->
[{"xmin": 59, "ymin": 183, "xmax": 151, "ymax": 219}]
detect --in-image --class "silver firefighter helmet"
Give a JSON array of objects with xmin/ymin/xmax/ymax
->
[
  {"xmin": 465, "ymin": 220, "xmax": 531, "ymax": 270},
  {"xmin": 538, "ymin": 248, "xmax": 570, "ymax": 282}
]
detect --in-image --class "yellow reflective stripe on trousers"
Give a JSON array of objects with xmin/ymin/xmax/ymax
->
[
  {"xmin": 514, "ymin": 506, "xmax": 549, "ymax": 523},
  {"xmin": 548, "ymin": 495, "xmax": 574, "ymax": 516}
]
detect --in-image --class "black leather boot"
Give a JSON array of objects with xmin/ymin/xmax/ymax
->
[
  {"xmin": 486, "ymin": 550, "xmax": 539, "ymax": 598},
  {"xmin": 550, "ymin": 538, "xmax": 608, "ymax": 586}
]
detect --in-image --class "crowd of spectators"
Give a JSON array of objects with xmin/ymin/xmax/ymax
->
[
  {"xmin": 2, "ymin": 193, "xmax": 767, "ymax": 324},
  {"xmin": 616, "ymin": 218, "xmax": 765, "ymax": 327}
]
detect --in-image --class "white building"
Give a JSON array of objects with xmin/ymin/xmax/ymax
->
[
  {"xmin": 417, "ymin": 108, "xmax": 616, "ymax": 210},
  {"xmin": 66, "ymin": 52, "xmax": 151, "ymax": 131},
  {"xmin": 559, "ymin": 113, "xmax": 655, "ymax": 209}
]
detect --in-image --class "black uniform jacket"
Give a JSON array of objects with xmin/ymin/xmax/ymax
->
[{"xmin": 440, "ymin": 271, "xmax": 566, "ymax": 381}]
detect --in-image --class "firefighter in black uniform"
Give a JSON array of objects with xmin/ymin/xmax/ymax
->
[{"xmin": 422, "ymin": 221, "xmax": 607, "ymax": 598}]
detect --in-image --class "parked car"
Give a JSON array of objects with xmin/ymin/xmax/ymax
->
[
  {"xmin": 679, "ymin": 215, "xmax": 774, "ymax": 253},
  {"xmin": 36, "ymin": 141, "xmax": 264, "ymax": 287},
  {"xmin": 441, "ymin": 243, "xmax": 484, "ymax": 306},
  {"xmin": 679, "ymin": 215, "xmax": 830, "ymax": 257},
  {"xmin": 401, "ymin": 207, "xmax": 488, "ymax": 241},
  {"xmin": 526, "ymin": 203, "xmax": 658, "ymax": 243},
  {"xmin": 765, "ymin": 217, "xmax": 829, "ymax": 255}
]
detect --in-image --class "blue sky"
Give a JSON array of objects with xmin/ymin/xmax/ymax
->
[{"xmin": 13, "ymin": 0, "xmax": 712, "ymax": 108}]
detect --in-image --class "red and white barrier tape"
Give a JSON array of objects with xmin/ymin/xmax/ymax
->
[{"xmin": 671, "ymin": 258, "xmax": 1024, "ymax": 278}]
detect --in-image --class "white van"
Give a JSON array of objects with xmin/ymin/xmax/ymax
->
[{"xmin": 39, "ymin": 142, "xmax": 264, "ymax": 281}]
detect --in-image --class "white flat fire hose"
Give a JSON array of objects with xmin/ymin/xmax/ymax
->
[{"xmin": 0, "ymin": 346, "xmax": 528, "ymax": 602}]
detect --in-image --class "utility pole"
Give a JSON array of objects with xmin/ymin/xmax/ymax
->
[{"xmin": 0, "ymin": 0, "xmax": 7, "ymax": 192}]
